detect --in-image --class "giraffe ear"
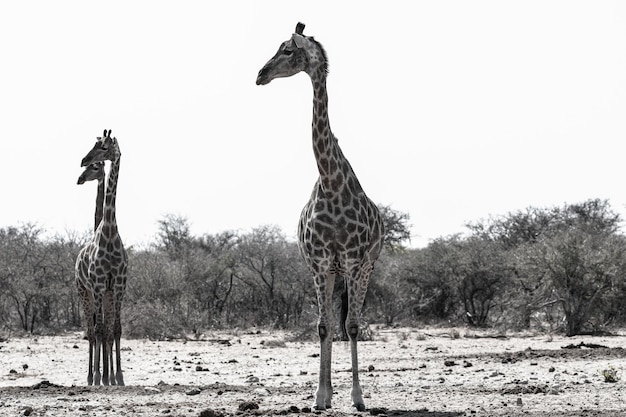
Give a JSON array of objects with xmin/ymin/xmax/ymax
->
[{"xmin": 292, "ymin": 33, "xmax": 306, "ymax": 49}]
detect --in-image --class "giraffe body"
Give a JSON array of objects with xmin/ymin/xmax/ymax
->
[
  {"xmin": 257, "ymin": 23, "xmax": 384, "ymax": 411},
  {"xmin": 78, "ymin": 130, "xmax": 128, "ymax": 386}
]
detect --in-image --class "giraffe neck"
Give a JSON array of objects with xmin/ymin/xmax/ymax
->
[
  {"xmin": 103, "ymin": 155, "xmax": 120, "ymax": 229},
  {"xmin": 94, "ymin": 179, "xmax": 104, "ymax": 232},
  {"xmin": 310, "ymin": 68, "xmax": 361, "ymax": 195}
]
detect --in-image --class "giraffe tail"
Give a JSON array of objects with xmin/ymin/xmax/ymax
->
[{"xmin": 340, "ymin": 281, "xmax": 349, "ymax": 341}]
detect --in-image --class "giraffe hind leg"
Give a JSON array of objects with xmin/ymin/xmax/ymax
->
[
  {"xmin": 108, "ymin": 346, "xmax": 115, "ymax": 386},
  {"xmin": 339, "ymin": 279, "xmax": 349, "ymax": 341},
  {"xmin": 94, "ymin": 330, "xmax": 102, "ymax": 385},
  {"xmin": 114, "ymin": 335, "xmax": 124, "ymax": 386}
]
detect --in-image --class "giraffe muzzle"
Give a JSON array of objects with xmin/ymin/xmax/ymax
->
[{"xmin": 256, "ymin": 67, "xmax": 271, "ymax": 86}]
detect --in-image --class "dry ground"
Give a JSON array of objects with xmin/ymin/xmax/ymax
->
[{"xmin": 1, "ymin": 327, "xmax": 626, "ymax": 416}]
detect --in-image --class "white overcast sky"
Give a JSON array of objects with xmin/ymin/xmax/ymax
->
[{"xmin": 1, "ymin": 1, "xmax": 625, "ymax": 248}]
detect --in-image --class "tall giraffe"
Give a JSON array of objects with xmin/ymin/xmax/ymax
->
[
  {"xmin": 75, "ymin": 161, "xmax": 105, "ymax": 385},
  {"xmin": 80, "ymin": 129, "xmax": 128, "ymax": 386},
  {"xmin": 257, "ymin": 23, "xmax": 385, "ymax": 411}
]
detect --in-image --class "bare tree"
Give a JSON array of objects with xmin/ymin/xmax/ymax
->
[{"xmin": 235, "ymin": 225, "xmax": 311, "ymax": 328}]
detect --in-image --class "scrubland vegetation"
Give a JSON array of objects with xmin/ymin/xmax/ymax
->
[{"xmin": 2, "ymin": 199, "xmax": 625, "ymax": 339}]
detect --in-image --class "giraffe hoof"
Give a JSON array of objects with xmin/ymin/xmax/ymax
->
[{"xmin": 353, "ymin": 403, "xmax": 366, "ymax": 412}]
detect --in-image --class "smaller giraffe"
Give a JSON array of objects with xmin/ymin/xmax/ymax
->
[
  {"xmin": 75, "ymin": 161, "xmax": 105, "ymax": 386},
  {"xmin": 77, "ymin": 162, "xmax": 106, "ymax": 230},
  {"xmin": 79, "ymin": 130, "xmax": 128, "ymax": 386}
]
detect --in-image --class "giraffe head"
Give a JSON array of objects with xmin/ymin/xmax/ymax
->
[
  {"xmin": 77, "ymin": 162, "xmax": 105, "ymax": 185},
  {"xmin": 81, "ymin": 129, "xmax": 120, "ymax": 167},
  {"xmin": 256, "ymin": 22, "xmax": 328, "ymax": 85}
]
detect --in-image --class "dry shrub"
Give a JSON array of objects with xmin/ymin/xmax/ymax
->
[{"xmin": 123, "ymin": 300, "xmax": 185, "ymax": 340}]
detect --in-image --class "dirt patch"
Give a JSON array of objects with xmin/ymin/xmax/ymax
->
[{"xmin": 1, "ymin": 328, "xmax": 626, "ymax": 416}]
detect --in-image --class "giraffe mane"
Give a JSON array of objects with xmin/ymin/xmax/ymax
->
[{"xmin": 309, "ymin": 36, "xmax": 329, "ymax": 75}]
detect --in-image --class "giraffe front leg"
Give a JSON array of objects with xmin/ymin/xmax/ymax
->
[
  {"xmin": 315, "ymin": 321, "xmax": 334, "ymax": 410},
  {"xmin": 313, "ymin": 272, "xmax": 334, "ymax": 410},
  {"xmin": 79, "ymin": 288, "xmax": 96, "ymax": 385},
  {"xmin": 346, "ymin": 266, "xmax": 372, "ymax": 412},
  {"xmin": 103, "ymin": 288, "xmax": 115, "ymax": 386},
  {"xmin": 93, "ymin": 298, "xmax": 104, "ymax": 386},
  {"xmin": 114, "ymin": 292, "xmax": 125, "ymax": 386},
  {"xmin": 87, "ymin": 312, "xmax": 95, "ymax": 386}
]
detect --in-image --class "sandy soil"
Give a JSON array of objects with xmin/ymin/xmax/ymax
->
[{"xmin": 1, "ymin": 327, "xmax": 626, "ymax": 416}]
